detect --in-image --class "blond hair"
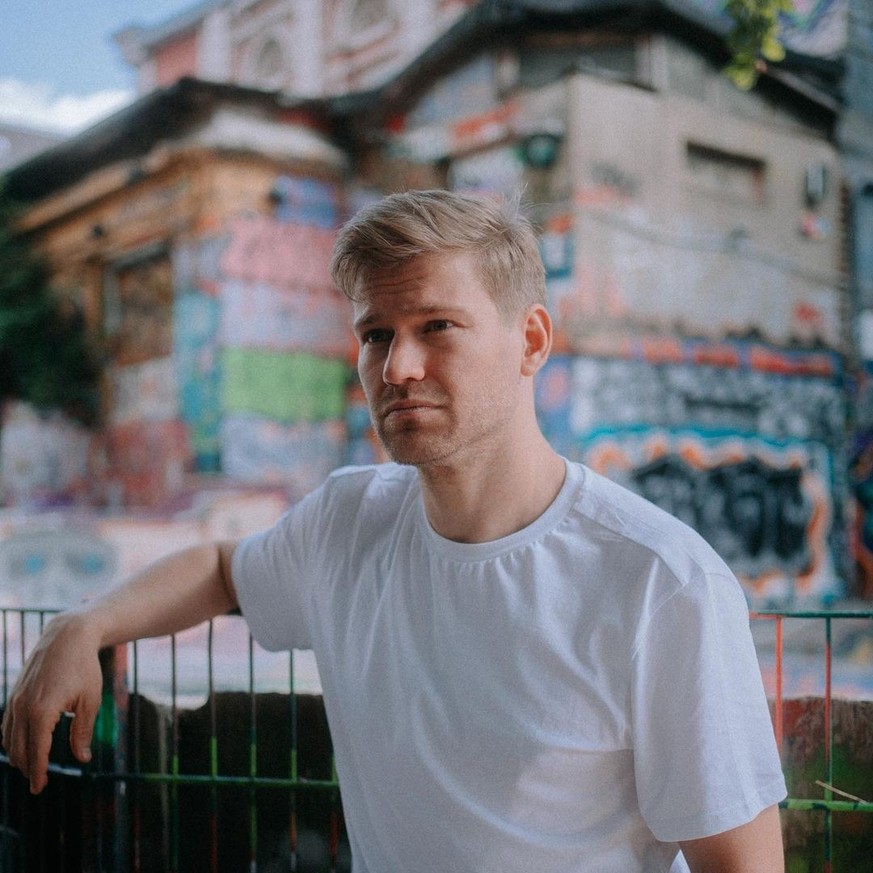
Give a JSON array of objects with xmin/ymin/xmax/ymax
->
[{"xmin": 329, "ymin": 189, "xmax": 545, "ymax": 318}]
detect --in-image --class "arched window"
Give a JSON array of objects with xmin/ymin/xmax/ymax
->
[
  {"xmin": 253, "ymin": 37, "xmax": 285, "ymax": 88},
  {"xmin": 348, "ymin": 0, "xmax": 393, "ymax": 32}
]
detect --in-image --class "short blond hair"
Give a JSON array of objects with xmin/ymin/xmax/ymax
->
[{"xmin": 329, "ymin": 189, "xmax": 545, "ymax": 319}]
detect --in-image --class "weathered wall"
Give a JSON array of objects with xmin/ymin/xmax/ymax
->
[{"xmin": 556, "ymin": 72, "xmax": 846, "ymax": 605}]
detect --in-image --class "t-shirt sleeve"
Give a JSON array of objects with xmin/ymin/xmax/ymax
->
[
  {"xmin": 629, "ymin": 570, "xmax": 787, "ymax": 842},
  {"xmin": 232, "ymin": 493, "xmax": 319, "ymax": 652}
]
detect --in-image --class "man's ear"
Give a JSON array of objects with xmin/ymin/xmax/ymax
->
[{"xmin": 520, "ymin": 304, "xmax": 552, "ymax": 377}]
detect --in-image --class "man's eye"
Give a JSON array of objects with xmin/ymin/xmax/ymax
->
[
  {"xmin": 426, "ymin": 320, "xmax": 451, "ymax": 333},
  {"xmin": 363, "ymin": 329, "xmax": 391, "ymax": 344}
]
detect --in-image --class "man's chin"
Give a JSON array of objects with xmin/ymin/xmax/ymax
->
[{"xmin": 379, "ymin": 433, "xmax": 447, "ymax": 468}]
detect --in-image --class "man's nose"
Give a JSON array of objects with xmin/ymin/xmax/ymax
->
[{"xmin": 383, "ymin": 336, "xmax": 426, "ymax": 384}]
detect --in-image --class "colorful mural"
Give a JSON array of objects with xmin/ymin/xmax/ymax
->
[
  {"xmin": 0, "ymin": 402, "xmax": 96, "ymax": 507},
  {"xmin": 536, "ymin": 352, "xmax": 845, "ymax": 604},
  {"xmin": 175, "ymin": 289, "xmax": 222, "ymax": 471},
  {"xmin": 213, "ymin": 176, "xmax": 351, "ymax": 494}
]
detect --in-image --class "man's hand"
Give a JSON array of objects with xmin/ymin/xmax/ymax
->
[
  {"xmin": 679, "ymin": 804, "xmax": 784, "ymax": 872},
  {"xmin": 1, "ymin": 611, "xmax": 103, "ymax": 794}
]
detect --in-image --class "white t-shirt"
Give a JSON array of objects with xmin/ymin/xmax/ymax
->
[{"xmin": 233, "ymin": 459, "xmax": 786, "ymax": 872}]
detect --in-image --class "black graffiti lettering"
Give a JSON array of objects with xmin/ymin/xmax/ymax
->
[{"xmin": 631, "ymin": 455, "xmax": 812, "ymax": 578}]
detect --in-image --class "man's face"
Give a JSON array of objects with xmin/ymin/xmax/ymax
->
[{"xmin": 352, "ymin": 251, "xmax": 527, "ymax": 469}]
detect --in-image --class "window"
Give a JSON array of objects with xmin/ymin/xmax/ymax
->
[
  {"xmin": 104, "ymin": 250, "xmax": 173, "ymax": 366},
  {"xmin": 254, "ymin": 37, "xmax": 285, "ymax": 87},
  {"xmin": 686, "ymin": 142, "xmax": 766, "ymax": 205},
  {"xmin": 349, "ymin": 0, "xmax": 393, "ymax": 32}
]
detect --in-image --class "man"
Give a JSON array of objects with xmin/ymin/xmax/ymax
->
[{"xmin": 3, "ymin": 190, "xmax": 785, "ymax": 871}]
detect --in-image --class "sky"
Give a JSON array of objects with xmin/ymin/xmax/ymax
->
[{"xmin": 0, "ymin": 0, "xmax": 203, "ymax": 134}]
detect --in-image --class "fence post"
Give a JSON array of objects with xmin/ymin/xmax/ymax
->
[{"xmin": 85, "ymin": 644, "xmax": 129, "ymax": 873}]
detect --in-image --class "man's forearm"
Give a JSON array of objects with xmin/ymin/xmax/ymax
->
[
  {"xmin": 82, "ymin": 540, "xmax": 239, "ymax": 648},
  {"xmin": 1, "ymin": 540, "xmax": 240, "ymax": 794}
]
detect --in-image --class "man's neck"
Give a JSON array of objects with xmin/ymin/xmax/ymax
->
[{"xmin": 417, "ymin": 438, "xmax": 566, "ymax": 544}]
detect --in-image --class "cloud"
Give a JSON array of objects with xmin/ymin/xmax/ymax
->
[{"xmin": 0, "ymin": 78, "xmax": 134, "ymax": 134}]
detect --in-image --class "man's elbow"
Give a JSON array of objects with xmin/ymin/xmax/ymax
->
[{"xmin": 678, "ymin": 804, "xmax": 784, "ymax": 873}]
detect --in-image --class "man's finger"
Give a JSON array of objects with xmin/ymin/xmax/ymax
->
[
  {"xmin": 70, "ymin": 697, "xmax": 98, "ymax": 764},
  {"xmin": 25, "ymin": 707, "xmax": 61, "ymax": 795}
]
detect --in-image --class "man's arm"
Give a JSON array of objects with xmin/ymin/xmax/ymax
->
[
  {"xmin": 678, "ymin": 804, "xmax": 784, "ymax": 873},
  {"xmin": 1, "ymin": 540, "xmax": 238, "ymax": 795}
]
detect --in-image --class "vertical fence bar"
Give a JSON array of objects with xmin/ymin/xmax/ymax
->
[
  {"xmin": 131, "ymin": 641, "xmax": 141, "ymax": 873},
  {"xmin": 329, "ymin": 755, "xmax": 339, "ymax": 873},
  {"xmin": 288, "ymin": 649, "xmax": 298, "ymax": 872},
  {"xmin": 248, "ymin": 633, "xmax": 258, "ymax": 873},
  {"xmin": 774, "ymin": 616, "xmax": 784, "ymax": 754},
  {"xmin": 1, "ymin": 610, "xmax": 12, "ymax": 871},
  {"xmin": 37, "ymin": 614, "xmax": 47, "ymax": 873},
  {"xmin": 207, "ymin": 621, "xmax": 218, "ymax": 873},
  {"xmin": 170, "ymin": 635, "xmax": 180, "ymax": 873},
  {"xmin": 824, "ymin": 616, "xmax": 833, "ymax": 873}
]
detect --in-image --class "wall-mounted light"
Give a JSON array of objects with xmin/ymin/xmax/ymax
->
[{"xmin": 520, "ymin": 132, "xmax": 562, "ymax": 170}]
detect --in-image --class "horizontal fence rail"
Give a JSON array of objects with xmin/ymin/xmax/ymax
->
[
  {"xmin": 0, "ymin": 606, "xmax": 871, "ymax": 871},
  {"xmin": 0, "ymin": 608, "xmax": 346, "ymax": 873},
  {"xmin": 750, "ymin": 609, "xmax": 873, "ymax": 873}
]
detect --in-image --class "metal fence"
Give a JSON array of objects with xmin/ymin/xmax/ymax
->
[{"xmin": 0, "ymin": 607, "xmax": 871, "ymax": 872}]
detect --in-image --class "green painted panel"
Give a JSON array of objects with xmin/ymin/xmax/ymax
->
[{"xmin": 222, "ymin": 348, "xmax": 348, "ymax": 422}]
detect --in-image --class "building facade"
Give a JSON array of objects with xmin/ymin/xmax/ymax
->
[{"xmin": 2, "ymin": 0, "xmax": 871, "ymax": 606}]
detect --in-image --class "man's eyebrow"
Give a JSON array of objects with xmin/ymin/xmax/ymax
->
[{"xmin": 353, "ymin": 305, "xmax": 468, "ymax": 330}]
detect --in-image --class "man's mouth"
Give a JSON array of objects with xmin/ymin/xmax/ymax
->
[{"xmin": 382, "ymin": 399, "xmax": 439, "ymax": 417}]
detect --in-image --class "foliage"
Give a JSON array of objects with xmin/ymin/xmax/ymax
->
[
  {"xmin": 0, "ymin": 191, "xmax": 101, "ymax": 426},
  {"xmin": 724, "ymin": 0, "xmax": 794, "ymax": 90}
]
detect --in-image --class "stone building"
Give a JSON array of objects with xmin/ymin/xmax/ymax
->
[{"xmin": 3, "ymin": 0, "xmax": 871, "ymax": 606}]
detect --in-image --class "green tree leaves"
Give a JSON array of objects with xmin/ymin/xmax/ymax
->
[
  {"xmin": 0, "ymin": 191, "xmax": 101, "ymax": 426},
  {"xmin": 724, "ymin": 0, "xmax": 793, "ymax": 90}
]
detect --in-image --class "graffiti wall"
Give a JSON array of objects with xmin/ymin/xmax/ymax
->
[
  {"xmin": 0, "ymin": 402, "xmax": 96, "ymax": 508},
  {"xmin": 93, "ymin": 174, "xmax": 353, "ymax": 507},
  {"xmin": 536, "ymin": 352, "xmax": 845, "ymax": 605},
  {"xmin": 214, "ymin": 177, "xmax": 351, "ymax": 496}
]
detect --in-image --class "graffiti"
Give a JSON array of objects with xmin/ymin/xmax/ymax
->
[
  {"xmin": 220, "ymin": 280, "xmax": 352, "ymax": 359},
  {"xmin": 534, "ymin": 350, "xmax": 845, "ymax": 603},
  {"xmin": 106, "ymin": 420, "xmax": 189, "ymax": 508},
  {"xmin": 581, "ymin": 430, "xmax": 838, "ymax": 604},
  {"xmin": 550, "ymin": 213, "xmax": 843, "ymax": 348},
  {"xmin": 269, "ymin": 176, "xmax": 338, "ymax": 229},
  {"xmin": 448, "ymin": 145, "xmax": 526, "ymax": 199},
  {"xmin": 221, "ymin": 348, "xmax": 349, "ymax": 424},
  {"xmin": 537, "ymin": 354, "xmax": 845, "ymax": 448},
  {"xmin": 109, "ymin": 357, "xmax": 179, "ymax": 426},
  {"xmin": 220, "ymin": 417, "xmax": 345, "ymax": 497},
  {"xmin": 175, "ymin": 290, "xmax": 222, "ymax": 470},
  {"xmin": 631, "ymin": 454, "xmax": 812, "ymax": 578},
  {"xmin": 220, "ymin": 215, "xmax": 336, "ymax": 290},
  {"xmin": 0, "ymin": 527, "xmax": 116, "ymax": 610},
  {"xmin": 0, "ymin": 401, "xmax": 95, "ymax": 507},
  {"xmin": 591, "ymin": 162, "xmax": 639, "ymax": 199}
]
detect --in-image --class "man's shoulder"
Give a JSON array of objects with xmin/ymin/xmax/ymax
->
[{"xmin": 569, "ymin": 461, "xmax": 733, "ymax": 581}]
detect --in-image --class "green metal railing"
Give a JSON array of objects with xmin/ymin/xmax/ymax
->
[
  {"xmin": 751, "ymin": 609, "xmax": 873, "ymax": 873},
  {"xmin": 1, "ymin": 606, "xmax": 871, "ymax": 871},
  {"xmin": 0, "ymin": 608, "xmax": 346, "ymax": 872}
]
